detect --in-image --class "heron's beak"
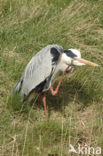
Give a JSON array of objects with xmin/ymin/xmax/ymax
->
[{"xmin": 75, "ymin": 58, "xmax": 99, "ymax": 66}]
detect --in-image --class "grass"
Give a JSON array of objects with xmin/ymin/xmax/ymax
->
[{"xmin": 0, "ymin": 0, "xmax": 103, "ymax": 155}]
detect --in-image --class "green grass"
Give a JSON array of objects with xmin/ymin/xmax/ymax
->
[{"xmin": 0, "ymin": 0, "xmax": 103, "ymax": 155}]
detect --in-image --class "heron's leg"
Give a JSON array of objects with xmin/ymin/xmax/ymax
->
[
  {"xmin": 42, "ymin": 92, "xmax": 47, "ymax": 117},
  {"xmin": 50, "ymin": 72, "xmax": 65, "ymax": 96}
]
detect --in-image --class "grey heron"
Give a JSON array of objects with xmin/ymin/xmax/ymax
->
[{"xmin": 13, "ymin": 44, "xmax": 98, "ymax": 117}]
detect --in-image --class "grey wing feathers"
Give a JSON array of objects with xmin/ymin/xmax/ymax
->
[{"xmin": 14, "ymin": 44, "xmax": 63, "ymax": 96}]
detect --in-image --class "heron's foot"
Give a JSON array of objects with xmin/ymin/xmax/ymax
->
[{"xmin": 65, "ymin": 66, "xmax": 75, "ymax": 73}]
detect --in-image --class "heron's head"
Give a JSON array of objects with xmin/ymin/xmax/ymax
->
[{"xmin": 63, "ymin": 49, "xmax": 98, "ymax": 66}]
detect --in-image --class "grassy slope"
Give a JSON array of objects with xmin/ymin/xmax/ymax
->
[{"xmin": 0, "ymin": 0, "xmax": 103, "ymax": 155}]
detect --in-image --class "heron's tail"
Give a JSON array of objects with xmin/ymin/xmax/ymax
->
[{"xmin": 12, "ymin": 78, "xmax": 23, "ymax": 94}]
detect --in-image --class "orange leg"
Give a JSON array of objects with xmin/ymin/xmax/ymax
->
[
  {"xmin": 42, "ymin": 92, "xmax": 47, "ymax": 117},
  {"xmin": 50, "ymin": 72, "xmax": 65, "ymax": 96}
]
